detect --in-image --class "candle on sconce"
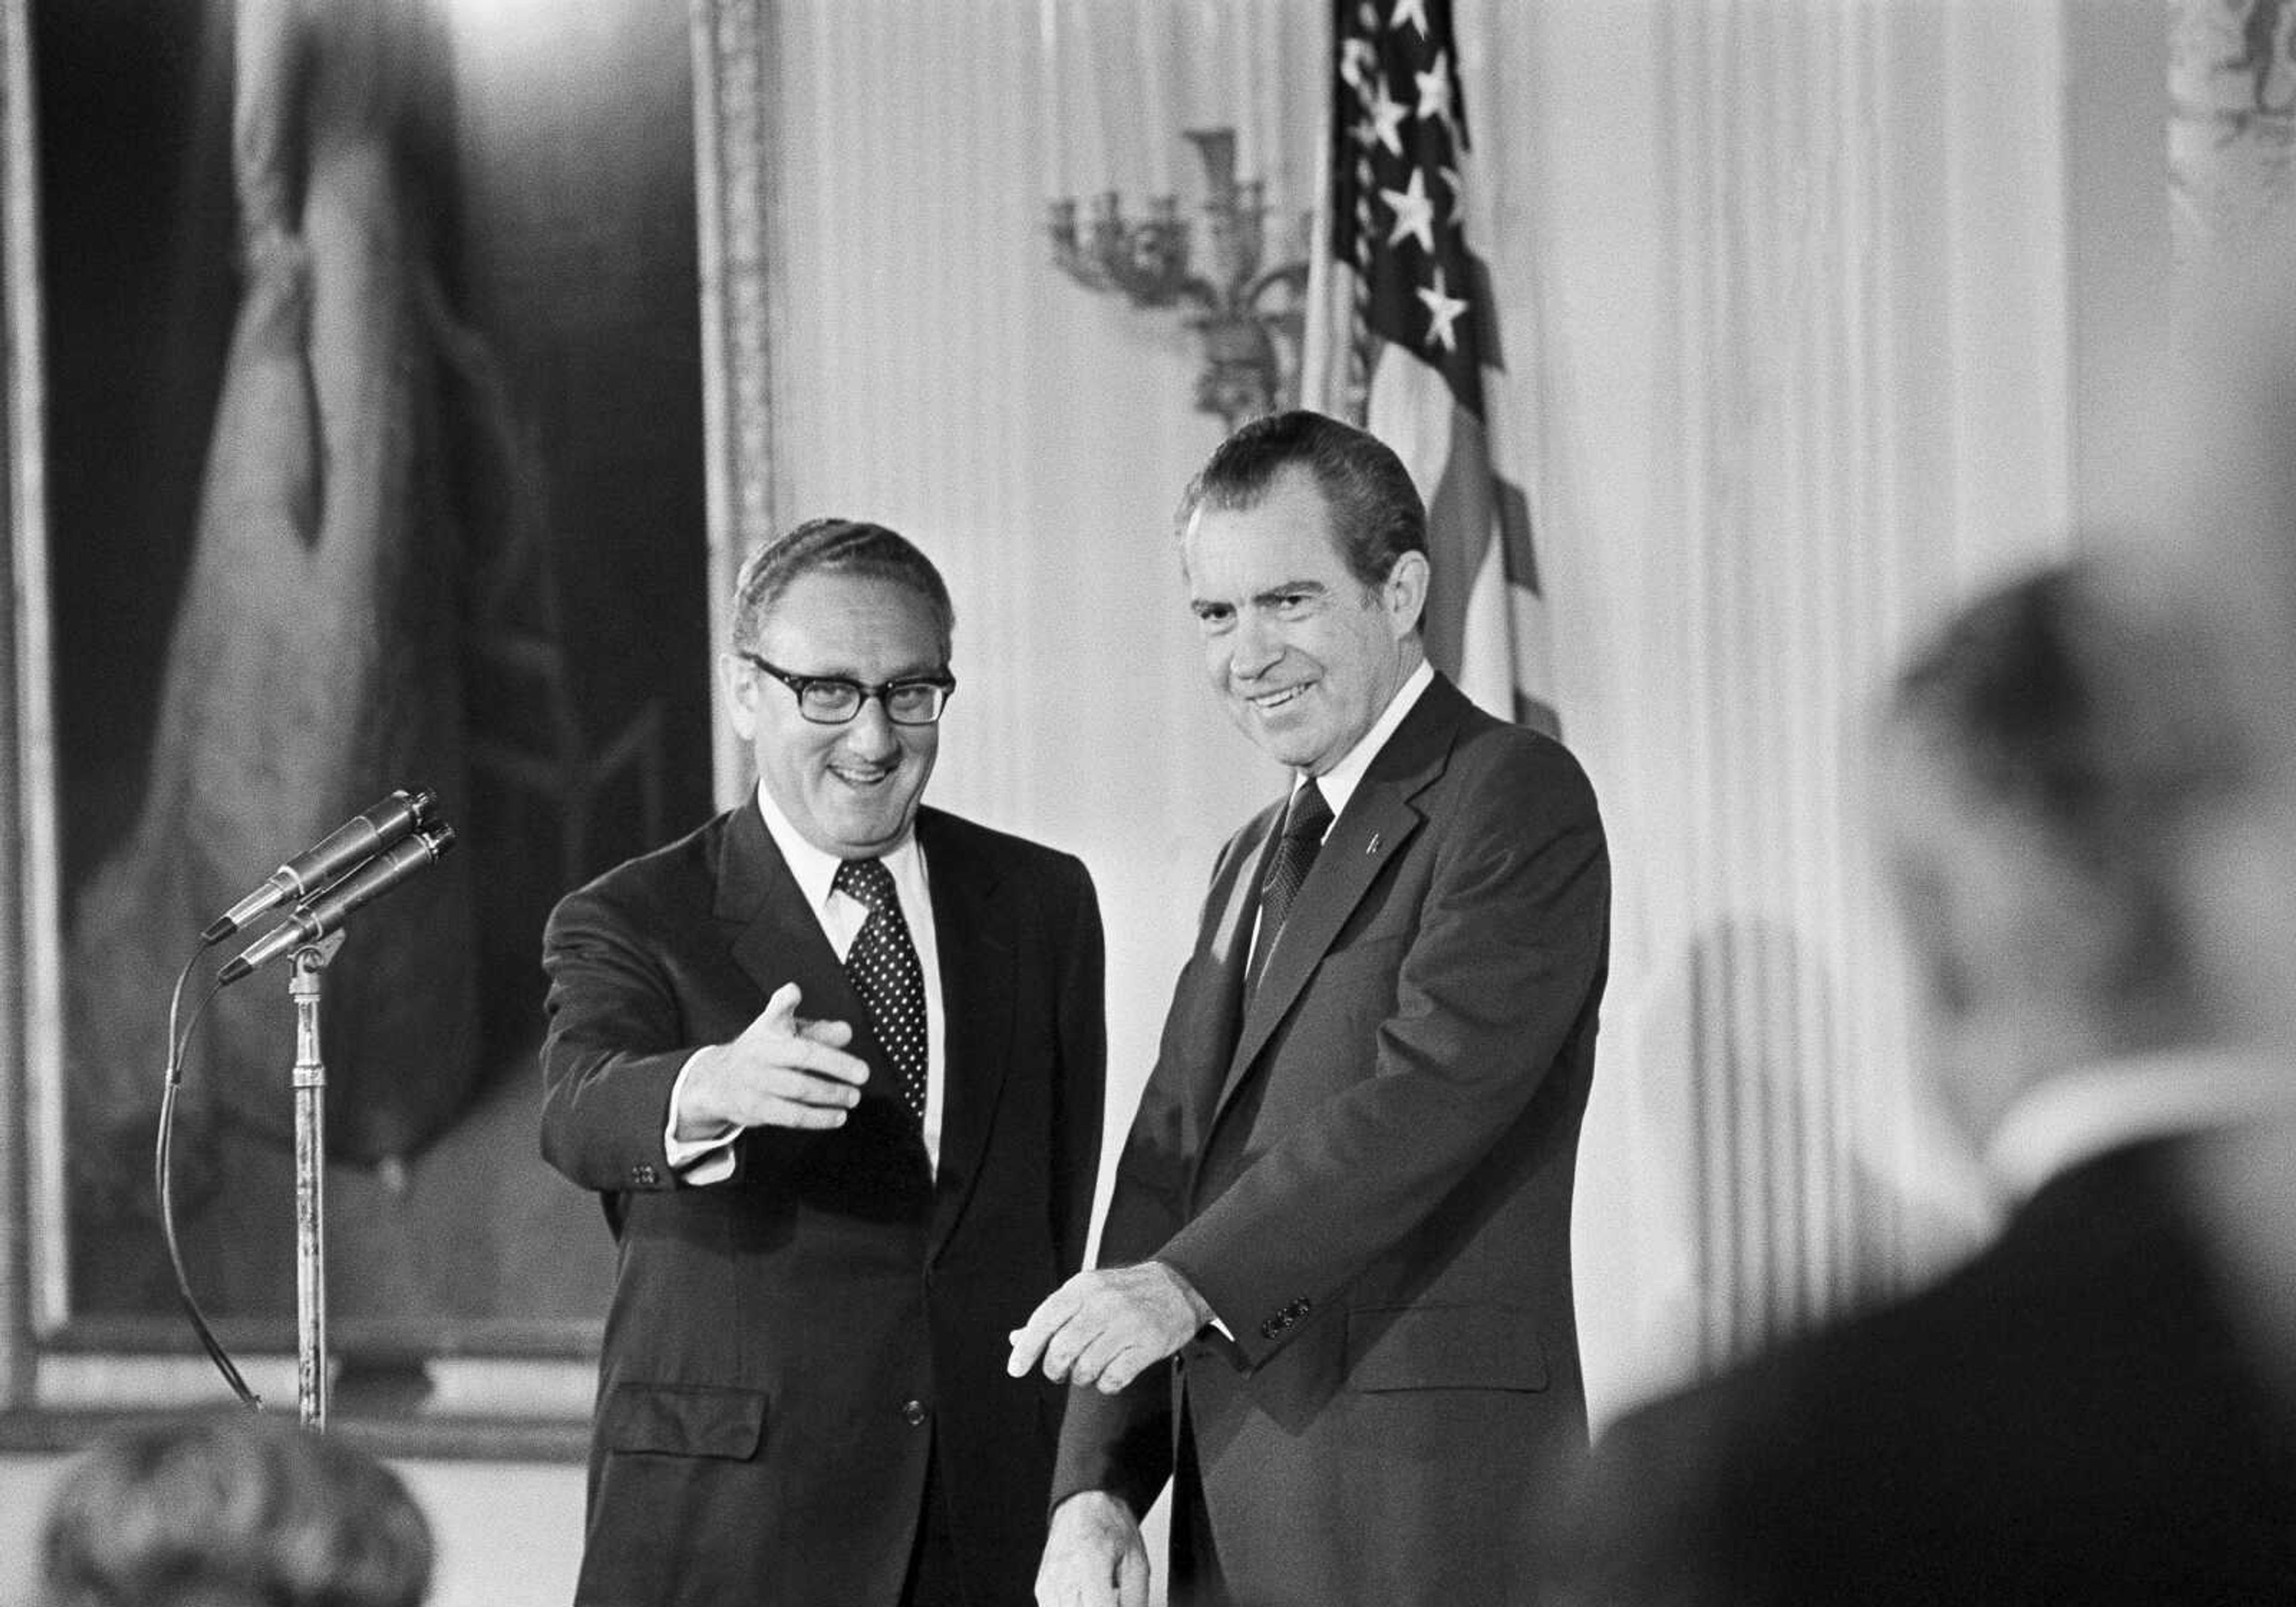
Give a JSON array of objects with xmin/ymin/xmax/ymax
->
[
  {"xmin": 1069, "ymin": 1, "xmax": 1107, "ymax": 203},
  {"xmin": 1136, "ymin": 0, "xmax": 1173, "ymax": 200},
  {"xmin": 1038, "ymin": 0, "xmax": 1063, "ymax": 201},
  {"xmin": 1085, "ymin": 190, "xmax": 1122, "ymax": 272},
  {"xmin": 1235, "ymin": 178, "xmax": 1266, "ymax": 282},
  {"xmin": 1228, "ymin": 6, "xmax": 1254, "ymax": 190}
]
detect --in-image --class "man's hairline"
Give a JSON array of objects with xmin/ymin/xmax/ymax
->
[
  {"xmin": 1177, "ymin": 469, "xmax": 1422, "ymax": 612},
  {"xmin": 735, "ymin": 563, "xmax": 956, "ymax": 665}
]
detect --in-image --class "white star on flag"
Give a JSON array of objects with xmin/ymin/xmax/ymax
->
[
  {"xmin": 1389, "ymin": 0, "xmax": 1430, "ymax": 40},
  {"xmin": 1416, "ymin": 267, "xmax": 1468, "ymax": 352},
  {"xmin": 1415, "ymin": 49, "xmax": 1455, "ymax": 133},
  {"xmin": 1382, "ymin": 167, "xmax": 1436, "ymax": 253},
  {"xmin": 1364, "ymin": 77, "xmax": 1408, "ymax": 157}
]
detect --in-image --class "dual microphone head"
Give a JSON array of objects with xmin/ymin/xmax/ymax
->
[{"xmin": 203, "ymin": 787, "xmax": 457, "ymax": 985}]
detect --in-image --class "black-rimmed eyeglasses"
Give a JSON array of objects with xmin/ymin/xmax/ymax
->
[{"xmin": 739, "ymin": 652, "xmax": 956, "ymax": 727}]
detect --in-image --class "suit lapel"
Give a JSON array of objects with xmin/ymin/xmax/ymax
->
[
  {"xmin": 918, "ymin": 812, "xmax": 1015, "ymax": 1256},
  {"xmin": 716, "ymin": 802, "xmax": 863, "ymax": 1028},
  {"xmin": 1214, "ymin": 678, "xmax": 1467, "ymax": 1122}
]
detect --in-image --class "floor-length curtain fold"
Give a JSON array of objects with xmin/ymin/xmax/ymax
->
[{"xmin": 1528, "ymin": 1, "xmax": 2075, "ymax": 1417}]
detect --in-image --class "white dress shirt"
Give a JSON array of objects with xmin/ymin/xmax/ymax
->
[
  {"xmin": 1246, "ymin": 659, "xmax": 1434, "ymax": 963},
  {"xmin": 1311, "ymin": 658, "xmax": 1434, "ymax": 824},
  {"xmin": 665, "ymin": 783, "xmax": 947, "ymax": 1180}
]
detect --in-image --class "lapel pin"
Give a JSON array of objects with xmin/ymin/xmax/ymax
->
[{"xmin": 1365, "ymin": 833, "xmax": 1382, "ymax": 856}]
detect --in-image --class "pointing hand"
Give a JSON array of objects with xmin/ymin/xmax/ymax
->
[{"xmin": 674, "ymin": 982, "xmax": 868, "ymax": 1136}]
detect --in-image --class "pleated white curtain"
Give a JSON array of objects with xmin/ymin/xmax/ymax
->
[
  {"xmin": 1504, "ymin": 3, "xmax": 2080, "ymax": 1418},
  {"xmin": 735, "ymin": 0, "xmax": 2086, "ymax": 1429}
]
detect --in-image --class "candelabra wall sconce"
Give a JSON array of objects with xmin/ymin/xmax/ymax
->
[{"xmin": 1047, "ymin": 128, "xmax": 1310, "ymax": 431}]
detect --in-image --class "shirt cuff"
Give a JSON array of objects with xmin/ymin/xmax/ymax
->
[
  {"xmin": 1157, "ymin": 1257, "xmax": 1230, "ymax": 1339},
  {"xmin": 664, "ymin": 1047, "xmax": 739, "ymax": 1185}
]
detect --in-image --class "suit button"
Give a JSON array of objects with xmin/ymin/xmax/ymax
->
[
  {"xmin": 901, "ymin": 1399, "xmax": 929, "ymax": 1427},
  {"xmin": 630, "ymin": 1163, "xmax": 659, "ymax": 1186}
]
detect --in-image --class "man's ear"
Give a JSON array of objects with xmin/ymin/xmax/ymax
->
[
  {"xmin": 1385, "ymin": 549, "xmax": 1431, "ymax": 637},
  {"xmin": 722, "ymin": 652, "xmax": 761, "ymax": 742}
]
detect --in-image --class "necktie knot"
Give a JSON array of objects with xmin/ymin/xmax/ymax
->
[
  {"xmin": 835, "ymin": 856, "xmax": 895, "ymax": 912},
  {"xmin": 1283, "ymin": 781, "xmax": 1333, "ymax": 844}
]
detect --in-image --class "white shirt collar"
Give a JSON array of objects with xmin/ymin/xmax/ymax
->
[
  {"xmin": 751, "ymin": 781, "xmax": 924, "ymax": 914},
  {"xmin": 1983, "ymin": 1047, "xmax": 2296, "ymax": 1202},
  {"xmin": 1299, "ymin": 658, "xmax": 1434, "ymax": 827}
]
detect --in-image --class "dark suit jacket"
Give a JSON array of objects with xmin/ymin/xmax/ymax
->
[
  {"xmin": 541, "ymin": 802, "xmax": 1105, "ymax": 1607},
  {"xmin": 1053, "ymin": 674, "xmax": 1611, "ymax": 1606},
  {"xmin": 1548, "ymin": 1134, "xmax": 2296, "ymax": 1605}
]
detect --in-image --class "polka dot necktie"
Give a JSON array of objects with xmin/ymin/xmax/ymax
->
[
  {"xmin": 834, "ymin": 857, "xmax": 928, "ymax": 1122},
  {"xmin": 1250, "ymin": 780, "xmax": 1333, "ymax": 991}
]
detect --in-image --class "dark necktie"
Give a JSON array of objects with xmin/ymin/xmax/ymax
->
[
  {"xmin": 833, "ymin": 857, "xmax": 928, "ymax": 1122},
  {"xmin": 1250, "ymin": 780, "xmax": 1333, "ymax": 988}
]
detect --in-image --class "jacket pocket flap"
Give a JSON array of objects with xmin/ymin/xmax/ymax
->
[
  {"xmin": 1345, "ymin": 1304, "xmax": 1550, "ymax": 1393},
  {"xmin": 600, "ymin": 1382, "xmax": 768, "ymax": 1459}
]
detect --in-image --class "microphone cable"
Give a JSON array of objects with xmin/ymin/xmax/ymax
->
[{"xmin": 154, "ymin": 943, "xmax": 262, "ymax": 1410}]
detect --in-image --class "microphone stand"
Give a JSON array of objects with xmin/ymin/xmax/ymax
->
[{"xmin": 289, "ymin": 930, "xmax": 347, "ymax": 1430}]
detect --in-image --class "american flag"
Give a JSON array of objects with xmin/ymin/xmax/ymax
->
[{"xmin": 1305, "ymin": 0, "xmax": 1557, "ymax": 734}]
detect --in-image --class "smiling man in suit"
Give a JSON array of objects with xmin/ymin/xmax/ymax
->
[
  {"xmin": 1012, "ymin": 410, "xmax": 1612, "ymax": 1606},
  {"xmin": 541, "ymin": 518, "xmax": 1106, "ymax": 1606}
]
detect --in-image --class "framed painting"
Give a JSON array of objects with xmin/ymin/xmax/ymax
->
[{"xmin": 0, "ymin": 0, "xmax": 775, "ymax": 1452}]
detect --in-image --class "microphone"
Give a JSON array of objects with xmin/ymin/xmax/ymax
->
[
  {"xmin": 202, "ymin": 787, "xmax": 440, "ymax": 944},
  {"xmin": 218, "ymin": 824, "xmax": 457, "ymax": 986}
]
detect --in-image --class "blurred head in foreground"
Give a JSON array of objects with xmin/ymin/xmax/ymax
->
[
  {"xmin": 39, "ymin": 1412, "xmax": 432, "ymax": 1607},
  {"xmin": 1873, "ymin": 551, "xmax": 2246, "ymax": 1150},
  {"xmin": 2163, "ymin": 237, "xmax": 2296, "ymax": 1061},
  {"xmin": 1538, "ymin": 548, "xmax": 2296, "ymax": 1606},
  {"xmin": 2143, "ymin": 218, "xmax": 2296, "ymax": 1410}
]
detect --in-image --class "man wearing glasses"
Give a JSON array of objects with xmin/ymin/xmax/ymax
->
[{"xmin": 541, "ymin": 518, "xmax": 1107, "ymax": 1607}]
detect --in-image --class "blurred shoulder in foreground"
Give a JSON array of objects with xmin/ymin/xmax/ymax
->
[{"xmin": 1543, "ymin": 551, "xmax": 2296, "ymax": 1603}]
